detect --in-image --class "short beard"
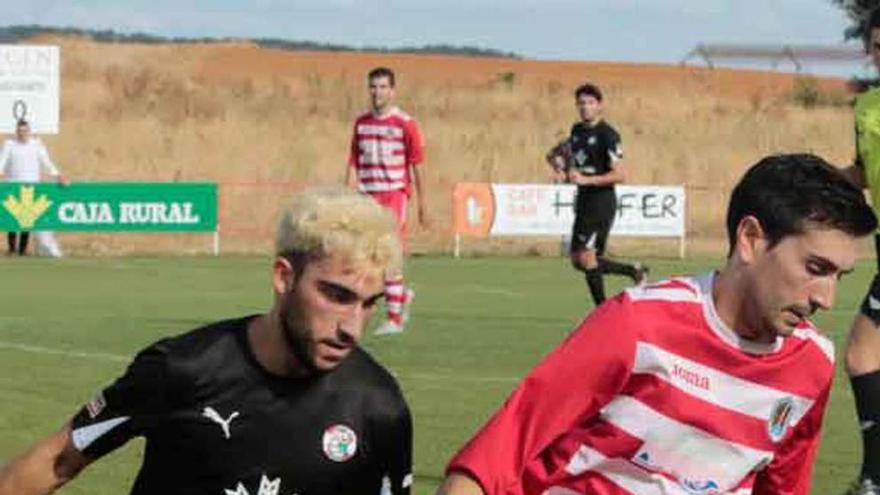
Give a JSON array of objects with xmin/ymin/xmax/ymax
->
[{"xmin": 278, "ymin": 292, "xmax": 320, "ymax": 376}]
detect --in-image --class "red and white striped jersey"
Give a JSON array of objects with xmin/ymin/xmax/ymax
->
[
  {"xmin": 348, "ymin": 107, "xmax": 424, "ymax": 195},
  {"xmin": 448, "ymin": 273, "xmax": 834, "ymax": 495}
]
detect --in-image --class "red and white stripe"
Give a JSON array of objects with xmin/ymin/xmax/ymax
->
[
  {"xmin": 349, "ymin": 108, "xmax": 424, "ymax": 194},
  {"xmin": 448, "ymin": 273, "xmax": 834, "ymax": 495}
]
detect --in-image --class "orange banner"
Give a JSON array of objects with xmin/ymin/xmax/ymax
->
[{"xmin": 452, "ymin": 183, "xmax": 494, "ymax": 237}]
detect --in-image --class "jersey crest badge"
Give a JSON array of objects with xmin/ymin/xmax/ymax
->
[
  {"xmin": 322, "ymin": 423, "xmax": 358, "ymax": 462},
  {"xmin": 768, "ymin": 397, "xmax": 795, "ymax": 443}
]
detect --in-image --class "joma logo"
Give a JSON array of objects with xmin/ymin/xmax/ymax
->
[{"xmin": 672, "ymin": 364, "xmax": 710, "ymax": 391}]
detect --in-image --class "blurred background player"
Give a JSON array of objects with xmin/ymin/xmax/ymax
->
[
  {"xmin": 437, "ymin": 154, "xmax": 877, "ymax": 495},
  {"xmin": 546, "ymin": 83, "xmax": 647, "ymax": 307},
  {"xmin": 346, "ymin": 66, "xmax": 429, "ymax": 335},
  {"xmin": 0, "ymin": 119, "xmax": 68, "ymax": 257},
  {"xmin": 0, "ymin": 188, "xmax": 413, "ymax": 495},
  {"xmin": 841, "ymin": 7, "xmax": 880, "ymax": 495}
]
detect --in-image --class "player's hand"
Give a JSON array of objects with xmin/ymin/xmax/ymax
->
[
  {"xmin": 568, "ymin": 170, "xmax": 589, "ymax": 185},
  {"xmin": 551, "ymin": 169, "xmax": 567, "ymax": 184}
]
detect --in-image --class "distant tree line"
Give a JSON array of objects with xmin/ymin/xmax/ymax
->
[{"xmin": 0, "ymin": 25, "xmax": 521, "ymax": 59}]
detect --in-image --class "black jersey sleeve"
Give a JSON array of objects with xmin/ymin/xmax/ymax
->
[
  {"xmin": 69, "ymin": 342, "xmax": 172, "ymax": 460},
  {"xmin": 603, "ymin": 125, "xmax": 624, "ymax": 163},
  {"xmin": 369, "ymin": 391, "xmax": 413, "ymax": 494}
]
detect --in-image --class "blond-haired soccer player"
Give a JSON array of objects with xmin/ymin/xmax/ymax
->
[{"xmin": 0, "ymin": 188, "xmax": 413, "ymax": 495}]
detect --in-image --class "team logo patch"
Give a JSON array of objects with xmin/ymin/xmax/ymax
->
[
  {"xmin": 85, "ymin": 391, "xmax": 106, "ymax": 419},
  {"xmin": 322, "ymin": 424, "xmax": 357, "ymax": 462},
  {"xmin": 768, "ymin": 397, "xmax": 795, "ymax": 443}
]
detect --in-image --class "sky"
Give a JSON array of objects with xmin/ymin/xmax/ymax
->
[{"xmin": 6, "ymin": 0, "xmax": 874, "ymax": 76}]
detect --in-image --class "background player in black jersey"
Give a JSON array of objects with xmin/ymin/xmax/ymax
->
[
  {"xmin": 546, "ymin": 83, "xmax": 648, "ymax": 307},
  {"xmin": 0, "ymin": 189, "xmax": 413, "ymax": 495}
]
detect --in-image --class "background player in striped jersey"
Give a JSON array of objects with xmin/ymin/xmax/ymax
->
[
  {"xmin": 346, "ymin": 66, "xmax": 428, "ymax": 335},
  {"xmin": 437, "ymin": 154, "xmax": 876, "ymax": 495},
  {"xmin": 546, "ymin": 83, "xmax": 648, "ymax": 307},
  {"xmin": 840, "ymin": 8, "xmax": 880, "ymax": 495}
]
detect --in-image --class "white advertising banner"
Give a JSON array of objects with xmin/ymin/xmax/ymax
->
[
  {"xmin": 477, "ymin": 184, "xmax": 685, "ymax": 237},
  {"xmin": 0, "ymin": 45, "xmax": 60, "ymax": 134}
]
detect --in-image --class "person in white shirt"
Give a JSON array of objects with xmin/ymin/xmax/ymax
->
[{"xmin": 0, "ymin": 119, "xmax": 68, "ymax": 256}]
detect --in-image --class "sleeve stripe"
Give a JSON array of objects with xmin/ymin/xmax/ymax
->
[{"xmin": 71, "ymin": 416, "xmax": 130, "ymax": 451}]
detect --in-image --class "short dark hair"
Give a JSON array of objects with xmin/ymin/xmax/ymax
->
[
  {"xmin": 16, "ymin": 118, "xmax": 28, "ymax": 128},
  {"xmin": 866, "ymin": 7, "xmax": 880, "ymax": 50},
  {"xmin": 726, "ymin": 153, "xmax": 877, "ymax": 255},
  {"xmin": 574, "ymin": 83, "xmax": 603, "ymax": 102},
  {"xmin": 368, "ymin": 67, "xmax": 396, "ymax": 87}
]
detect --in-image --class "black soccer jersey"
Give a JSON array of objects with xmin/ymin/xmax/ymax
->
[
  {"xmin": 567, "ymin": 120, "xmax": 623, "ymax": 194},
  {"xmin": 70, "ymin": 317, "xmax": 413, "ymax": 495},
  {"xmin": 562, "ymin": 119, "xmax": 623, "ymax": 223}
]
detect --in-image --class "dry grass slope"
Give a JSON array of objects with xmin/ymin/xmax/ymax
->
[{"xmin": 29, "ymin": 36, "xmax": 857, "ymax": 256}]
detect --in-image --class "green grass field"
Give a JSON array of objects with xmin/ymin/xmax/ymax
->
[{"xmin": 0, "ymin": 255, "xmax": 868, "ymax": 494}]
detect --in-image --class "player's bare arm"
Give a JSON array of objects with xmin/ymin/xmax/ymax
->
[
  {"xmin": 435, "ymin": 472, "xmax": 485, "ymax": 495},
  {"xmin": 0, "ymin": 423, "xmax": 91, "ymax": 495},
  {"xmin": 569, "ymin": 160, "xmax": 628, "ymax": 186},
  {"xmin": 412, "ymin": 164, "xmax": 430, "ymax": 227},
  {"xmin": 344, "ymin": 164, "xmax": 358, "ymax": 190}
]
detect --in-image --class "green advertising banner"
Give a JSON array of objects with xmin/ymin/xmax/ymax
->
[{"xmin": 0, "ymin": 182, "xmax": 217, "ymax": 232}]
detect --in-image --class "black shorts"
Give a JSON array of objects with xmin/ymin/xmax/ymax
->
[
  {"xmin": 859, "ymin": 234, "xmax": 880, "ymax": 324},
  {"xmin": 569, "ymin": 190, "xmax": 616, "ymax": 255}
]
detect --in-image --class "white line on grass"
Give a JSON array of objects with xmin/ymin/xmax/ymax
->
[
  {"xmin": 0, "ymin": 341, "xmax": 128, "ymax": 363},
  {"xmin": 0, "ymin": 340, "xmax": 521, "ymax": 383}
]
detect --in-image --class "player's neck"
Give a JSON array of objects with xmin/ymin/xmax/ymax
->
[
  {"xmin": 372, "ymin": 105, "xmax": 396, "ymax": 118},
  {"xmin": 712, "ymin": 269, "xmax": 775, "ymax": 344},
  {"xmin": 247, "ymin": 313, "xmax": 310, "ymax": 378},
  {"xmin": 580, "ymin": 117, "xmax": 601, "ymax": 127}
]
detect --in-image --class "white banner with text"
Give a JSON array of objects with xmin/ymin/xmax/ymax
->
[{"xmin": 453, "ymin": 183, "xmax": 685, "ymax": 237}]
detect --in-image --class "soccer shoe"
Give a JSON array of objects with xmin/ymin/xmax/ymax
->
[
  {"xmin": 846, "ymin": 478, "xmax": 880, "ymax": 495},
  {"xmin": 634, "ymin": 263, "xmax": 650, "ymax": 287},
  {"xmin": 374, "ymin": 320, "xmax": 405, "ymax": 336}
]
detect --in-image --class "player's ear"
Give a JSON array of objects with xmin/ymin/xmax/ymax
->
[
  {"xmin": 735, "ymin": 215, "xmax": 767, "ymax": 264},
  {"xmin": 272, "ymin": 256, "xmax": 296, "ymax": 295}
]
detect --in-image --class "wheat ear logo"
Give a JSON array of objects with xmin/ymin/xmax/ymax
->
[{"xmin": 3, "ymin": 186, "xmax": 52, "ymax": 229}]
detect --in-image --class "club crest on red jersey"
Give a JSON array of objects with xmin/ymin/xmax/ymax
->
[
  {"xmin": 768, "ymin": 397, "xmax": 795, "ymax": 443},
  {"xmin": 322, "ymin": 424, "xmax": 358, "ymax": 462}
]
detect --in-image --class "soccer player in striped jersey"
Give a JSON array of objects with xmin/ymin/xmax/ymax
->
[
  {"xmin": 437, "ymin": 154, "xmax": 877, "ymax": 495},
  {"xmin": 346, "ymin": 67, "xmax": 428, "ymax": 335},
  {"xmin": 840, "ymin": 8, "xmax": 880, "ymax": 495}
]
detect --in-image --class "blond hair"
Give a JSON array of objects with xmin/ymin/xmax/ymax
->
[{"xmin": 275, "ymin": 188, "xmax": 401, "ymax": 273}]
